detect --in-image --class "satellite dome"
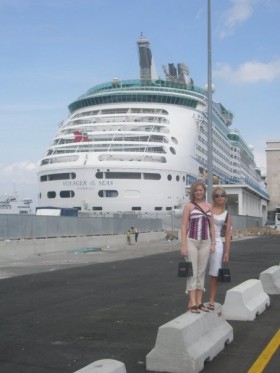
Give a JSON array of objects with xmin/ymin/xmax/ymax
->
[{"xmin": 204, "ymin": 83, "xmax": 215, "ymax": 93}]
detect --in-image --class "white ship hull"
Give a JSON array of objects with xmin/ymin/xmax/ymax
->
[{"xmin": 38, "ymin": 102, "xmax": 199, "ymax": 214}]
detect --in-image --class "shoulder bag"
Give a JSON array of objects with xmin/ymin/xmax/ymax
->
[
  {"xmin": 220, "ymin": 212, "xmax": 229, "ymax": 238},
  {"xmin": 193, "ymin": 202, "xmax": 210, "ymax": 227}
]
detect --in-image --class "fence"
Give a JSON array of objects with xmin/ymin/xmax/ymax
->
[
  {"xmin": 0, "ymin": 213, "xmax": 263, "ymax": 241},
  {"xmin": 0, "ymin": 214, "xmax": 162, "ymax": 240}
]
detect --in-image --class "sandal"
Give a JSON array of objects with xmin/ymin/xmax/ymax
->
[
  {"xmin": 198, "ymin": 303, "xmax": 209, "ymax": 312},
  {"xmin": 190, "ymin": 305, "xmax": 200, "ymax": 314},
  {"xmin": 207, "ymin": 303, "xmax": 215, "ymax": 311}
]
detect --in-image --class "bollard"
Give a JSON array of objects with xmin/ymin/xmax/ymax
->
[
  {"xmin": 222, "ymin": 279, "xmax": 270, "ymax": 321},
  {"xmin": 73, "ymin": 359, "xmax": 126, "ymax": 373},
  {"xmin": 146, "ymin": 303, "xmax": 233, "ymax": 373},
  {"xmin": 259, "ymin": 265, "xmax": 280, "ymax": 294}
]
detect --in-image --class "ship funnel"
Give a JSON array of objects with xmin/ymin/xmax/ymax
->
[
  {"xmin": 177, "ymin": 63, "xmax": 192, "ymax": 85},
  {"xmin": 137, "ymin": 35, "xmax": 158, "ymax": 80}
]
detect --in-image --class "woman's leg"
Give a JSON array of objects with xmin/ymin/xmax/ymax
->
[
  {"xmin": 196, "ymin": 239, "xmax": 211, "ymax": 291},
  {"xmin": 208, "ymin": 276, "xmax": 218, "ymax": 307},
  {"xmin": 208, "ymin": 241, "xmax": 223, "ymax": 308},
  {"xmin": 186, "ymin": 239, "xmax": 199, "ymax": 311},
  {"xmin": 195, "ymin": 288, "xmax": 204, "ymax": 306},
  {"xmin": 187, "ymin": 290, "xmax": 197, "ymax": 311},
  {"xmin": 195, "ymin": 239, "xmax": 211, "ymax": 311}
]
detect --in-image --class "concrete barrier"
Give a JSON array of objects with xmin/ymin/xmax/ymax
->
[
  {"xmin": 0, "ymin": 231, "xmax": 165, "ymax": 259},
  {"xmin": 259, "ymin": 265, "xmax": 280, "ymax": 294},
  {"xmin": 146, "ymin": 303, "xmax": 233, "ymax": 373},
  {"xmin": 222, "ymin": 279, "xmax": 270, "ymax": 321},
  {"xmin": 73, "ymin": 359, "xmax": 126, "ymax": 373}
]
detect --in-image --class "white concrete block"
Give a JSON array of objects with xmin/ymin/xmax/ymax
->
[
  {"xmin": 73, "ymin": 359, "xmax": 126, "ymax": 373},
  {"xmin": 146, "ymin": 303, "xmax": 233, "ymax": 373},
  {"xmin": 259, "ymin": 265, "xmax": 280, "ymax": 294},
  {"xmin": 222, "ymin": 279, "xmax": 270, "ymax": 321}
]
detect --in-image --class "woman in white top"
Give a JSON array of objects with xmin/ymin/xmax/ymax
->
[{"xmin": 207, "ymin": 187, "xmax": 232, "ymax": 310}]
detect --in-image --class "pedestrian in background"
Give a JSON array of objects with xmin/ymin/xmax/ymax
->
[
  {"xmin": 131, "ymin": 227, "xmax": 139, "ymax": 243},
  {"xmin": 127, "ymin": 230, "xmax": 132, "ymax": 245}
]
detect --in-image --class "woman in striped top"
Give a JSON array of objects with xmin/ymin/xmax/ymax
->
[{"xmin": 181, "ymin": 181, "xmax": 216, "ymax": 313}]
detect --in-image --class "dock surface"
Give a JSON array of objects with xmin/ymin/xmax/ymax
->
[{"xmin": 0, "ymin": 236, "xmax": 279, "ymax": 372}]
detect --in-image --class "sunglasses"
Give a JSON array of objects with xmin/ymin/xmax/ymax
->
[{"xmin": 214, "ymin": 193, "xmax": 226, "ymax": 198}]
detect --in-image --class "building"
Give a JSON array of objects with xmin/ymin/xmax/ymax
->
[{"xmin": 266, "ymin": 140, "xmax": 280, "ymax": 218}]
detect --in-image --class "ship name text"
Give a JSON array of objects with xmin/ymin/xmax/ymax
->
[{"xmin": 62, "ymin": 180, "xmax": 113, "ymax": 187}]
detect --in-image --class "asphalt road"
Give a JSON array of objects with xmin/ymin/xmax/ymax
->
[{"xmin": 0, "ymin": 236, "xmax": 279, "ymax": 373}]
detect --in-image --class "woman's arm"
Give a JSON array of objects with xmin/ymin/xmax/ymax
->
[
  {"xmin": 209, "ymin": 203, "xmax": 216, "ymax": 252},
  {"xmin": 223, "ymin": 213, "xmax": 232, "ymax": 262},
  {"xmin": 181, "ymin": 204, "xmax": 190, "ymax": 256}
]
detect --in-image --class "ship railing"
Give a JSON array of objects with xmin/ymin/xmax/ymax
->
[
  {"xmin": 221, "ymin": 176, "xmax": 269, "ymax": 200},
  {"xmin": 142, "ymin": 126, "xmax": 157, "ymax": 155},
  {"xmin": 80, "ymin": 79, "xmax": 208, "ymax": 101}
]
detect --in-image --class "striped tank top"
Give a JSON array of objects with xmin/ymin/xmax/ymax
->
[{"xmin": 187, "ymin": 206, "xmax": 211, "ymax": 240}]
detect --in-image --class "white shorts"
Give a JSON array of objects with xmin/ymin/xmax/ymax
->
[{"xmin": 209, "ymin": 239, "xmax": 223, "ymax": 277}]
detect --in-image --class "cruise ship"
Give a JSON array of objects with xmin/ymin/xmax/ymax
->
[
  {"xmin": 0, "ymin": 194, "xmax": 33, "ymax": 215},
  {"xmin": 37, "ymin": 36, "xmax": 268, "ymax": 216}
]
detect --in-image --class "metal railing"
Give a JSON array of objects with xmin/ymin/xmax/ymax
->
[{"xmin": 0, "ymin": 214, "xmax": 162, "ymax": 241}]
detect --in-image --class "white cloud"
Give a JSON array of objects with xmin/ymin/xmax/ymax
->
[
  {"xmin": 195, "ymin": 7, "xmax": 204, "ymax": 21},
  {"xmin": 0, "ymin": 161, "xmax": 37, "ymax": 187},
  {"xmin": 213, "ymin": 59, "xmax": 280, "ymax": 83},
  {"xmin": 219, "ymin": 0, "xmax": 258, "ymax": 39},
  {"xmin": 254, "ymin": 150, "xmax": 267, "ymax": 175},
  {"xmin": 0, "ymin": 161, "xmax": 38, "ymax": 202}
]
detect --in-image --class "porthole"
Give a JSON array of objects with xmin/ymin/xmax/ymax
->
[
  {"xmin": 171, "ymin": 137, "xmax": 178, "ymax": 144},
  {"xmin": 143, "ymin": 173, "xmax": 161, "ymax": 180},
  {"xmin": 167, "ymin": 174, "xmax": 172, "ymax": 181},
  {"xmin": 96, "ymin": 172, "xmax": 103, "ymax": 179},
  {"xmin": 47, "ymin": 191, "xmax": 56, "ymax": 199},
  {"xmin": 60, "ymin": 190, "xmax": 75, "ymax": 198},
  {"xmin": 170, "ymin": 147, "xmax": 176, "ymax": 155},
  {"xmin": 98, "ymin": 190, "xmax": 118, "ymax": 198},
  {"xmin": 176, "ymin": 175, "xmax": 180, "ymax": 181}
]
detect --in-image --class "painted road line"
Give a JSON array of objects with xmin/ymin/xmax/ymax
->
[{"xmin": 248, "ymin": 329, "xmax": 280, "ymax": 373}]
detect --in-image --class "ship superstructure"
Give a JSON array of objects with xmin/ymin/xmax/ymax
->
[
  {"xmin": 37, "ymin": 36, "xmax": 268, "ymax": 215},
  {"xmin": 0, "ymin": 194, "xmax": 33, "ymax": 215}
]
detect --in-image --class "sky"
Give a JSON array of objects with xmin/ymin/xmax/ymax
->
[{"xmin": 0, "ymin": 0, "xmax": 279, "ymax": 204}]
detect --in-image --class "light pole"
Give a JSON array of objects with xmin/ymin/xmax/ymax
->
[{"xmin": 206, "ymin": 0, "xmax": 213, "ymax": 202}]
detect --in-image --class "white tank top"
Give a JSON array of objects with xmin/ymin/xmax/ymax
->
[{"xmin": 213, "ymin": 210, "xmax": 228, "ymax": 241}]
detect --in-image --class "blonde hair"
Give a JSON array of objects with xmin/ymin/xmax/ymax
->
[
  {"xmin": 211, "ymin": 186, "xmax": 227, "ymax": 209},
  {"xmin": 189, "ymin": 181, "xmax": 207, "ymax": 203}
]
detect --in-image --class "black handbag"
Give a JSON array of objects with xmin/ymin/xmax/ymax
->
[
  {"xmin": 218, "ymin": 265, "xmax": 231, "ymax": 282},
  {"xmin": 178, "ymin": 260, "xmax": 193, "ymax": 277},
  {"xmin": 220, "ymin": 212, "xmax": 229, "ymax": 238}
]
